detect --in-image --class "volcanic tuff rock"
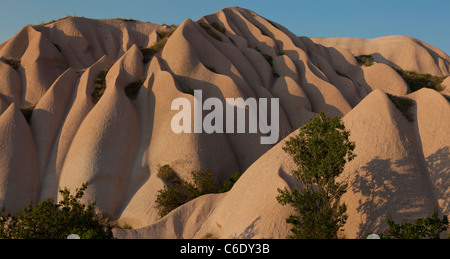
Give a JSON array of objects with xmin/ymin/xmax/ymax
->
[{"xmin": 0, "ymin": 7, "xmax": 448, "ymax": 238}]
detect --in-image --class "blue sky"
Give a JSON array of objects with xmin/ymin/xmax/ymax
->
[{"xmin": 1, "ymin": 0, "xmax": 449, "ymax": 54}]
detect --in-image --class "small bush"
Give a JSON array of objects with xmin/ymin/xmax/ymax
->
[
  {"xmin": 20, "ymin": 105, "xmax": 36, "ymax": 125},
  {"xmin": 125, "ymin": 77, "xmax": 145, "ymax": 101},
  {"xmin": 156, "ymin": 26, "xmax": 177, "ymax": 40},
  {"xmin": 199, "ymin": 22, "xmax": 222, "ymax": 41},
  {"xmin": 4, "ymin": 58, "xmax": 20, "ymax": 70},
  {"xmin": 92, "ymin": 68, "xmax": 109, "ymax": 104},
  {"xmin": 140, "ymin": 47, "xmax": 157, "ymax": 64},
  {"xmin": 156, "ymin": 168, "xmax": 242, "ymax": 217},
  {"xmin": 155, "ymin": 168, "xmax": 217, "ymax": 218},
  {"xmin": 192, "ymin": 169, "xmax": 218, "ymax": 195},
  {"xmin": 378, "ymin": 209, "xmax": 449, "ymax": 239},
  {"xmin": 0, "ymin": 183, "xmax": 113, "ymax": 239},
  {"xmin": 387, "ymin": 93, "xmax": 415, "ymax": 122},
  {"xmin": 140, "ymin": 26, "xmax": 177, "ymax": 64},
  {"xmin": 394, "ymin": 68, "xmax": 447, "ymax": 92},
  {"xmin": 219, "ymin": 172, "xmax": 242, "ymax": 193},
  {"xmin": 157, "ymin": 164, "xmax": 182, "ymax": 185},
  {"xmin": 355, "ymin": 55, "xmax": 374, "ymax": 67}
]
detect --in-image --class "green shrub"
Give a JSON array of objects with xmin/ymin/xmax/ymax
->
[
  {"xmin": 4, "ymin": 58, "xmax": 20, "ymax": 70},
  {"xmin": 394, "ymin": 68, "xmax": 447, "ymax": 92},
  {"xmin": 192, "ymin": 169, "xmax": 218, "ymax": 195},
  {"xmin": 140, "ymin": 47, "xmax": 157, "ymax": 64},
  {"xmin": 0, "ymin": 183, "xmax": 113, "ymax": 239},
  {"xmin": 155, "ymin": 180, "xmax": 198, "ymax": 218},
  {"xmin": 92, "ymin": 68, "xmax": 109, "ymax": 104},
  {"xmin": 156, "ymin": 168, "xmax": 242, "ymax": 217},
  {"xmin": 378, "ymin": 209, "xmax": 449, "ymax": 239},
  {"xmin": 157, "ymin": 164, "xmax": 182, "ymax": 185},
  {"xmin": 20, "ymin": 105, "xmax": 36, "ymax": 125},
  {"xmin": 125, "ymin": 77, "xmax": 145, "ymax": 101},
  {"xmin": 387, "ymin": 93, "xmax": 415, "ymax": 122},
  {"xmin": 156, "ymin": 168, "xmax": 217, "ymax": 218},
  {"xmin": 219, "ymin": 172, "xmax": 242, "ymax": 193},
  {"xmin": 355, "ymin": 55, "xmax": 374, "ymax": 67},
  {"xmin": 156, "ymin": 26, "xmax": 177, "ymax": 39},
  {"xmin": 199, "ymin": 22, "xmax": 222, "ymax": 41},
  {"xmin": 140, "ymin": 27, "xmax": 176, "ymax": 64}
]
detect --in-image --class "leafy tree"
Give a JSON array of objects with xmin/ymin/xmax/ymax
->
[
  {"xmin": 378, "ymin": 209, "xmax": 449, "ymax": 239},
  {"xmin": 277, "ymin": 112, "xmax": 356, "ymax": 239},
  {"xmin": 0, "ymin": 183, "xmax": 113, "ymax": 239}
]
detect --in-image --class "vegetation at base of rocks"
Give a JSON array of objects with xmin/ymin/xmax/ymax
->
[
  {"xmin": 125, "ymin": 77, "xmax": 145, "ymax": 101},
  {"xmin": 3, "ymin": 58, "xmax": 20, "ymax": 70},
  {"xmin": 386, "ymin": 93, "xmax": 415, "ymax": 122},
  {"xmin": 378, "ymin": 209, "xmax": 449, "ymax": 239},
  {"xmin": 158, "ymin": 164, "xmax": 183, "ymax": 185},
  {"xmin": 156, "ymin": 25, "xmax": 177, "ymax": 39},
  {"xmin": 155, "ymin": 165, "xmax": 242, "ymax": 218},
  {"xmin": 91, "ymin": 68, "xmax": 109, "ymax": 104},
  {"xmin": 355, "ymin": 55, "xmax": 374, "ymax": 67},
  {"xmin": 140, "ymin": 26, "xmax": 177, "ymax": 64},
  {"xmin": 199, "ymin": 22, "xmax": 223, "ymax": 42},
  {"xmin": 394, "ymin": 68, "xmax": 447, "ymax": 92},
  {"xmin": 20, "ymin": 105, "xmax": 36, "ymax": 125},
  {"xmin": 219, "ymin": 172, "xmax": 242, "ymax": 193},
  {"xmin": 92, "ymin": 69, "xmax": 144, "ymax": 103},
  {"xmin": 277, "ymin": 112, "xmax": 356, "ymax": 239},
  {"xmin": 0, "ymin": 183, "xmax": 114, "ymax": 239},
  {"xmin": 155, "ymin": 168, "xmax": 217, "ymax": 218}
]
